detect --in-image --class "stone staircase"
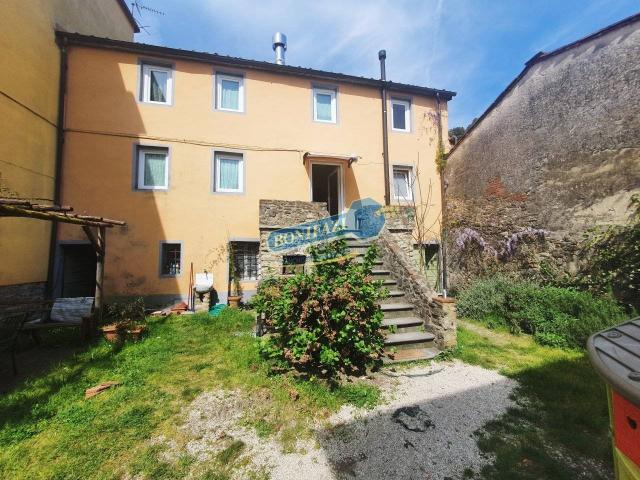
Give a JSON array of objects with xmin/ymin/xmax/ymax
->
[{"xmin": 346, "ymin": 238, "xmax": 440, "ymax": 363}]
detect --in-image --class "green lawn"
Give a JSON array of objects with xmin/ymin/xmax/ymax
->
[
  {"xmin": 0, "ymin": 310, "xmax": 378, "ymax": 479},
  {"xmin": 454, "ymin": 319, "xmax": 613, "ymax": 480},
  {"xmin": 0, "ymin": 310, "xmax": 614, "ymax": 479}
]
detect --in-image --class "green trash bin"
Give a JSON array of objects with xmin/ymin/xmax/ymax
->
[{"xmin": 588, "ymin": 317, "xmax": 640, "ymax": 480}]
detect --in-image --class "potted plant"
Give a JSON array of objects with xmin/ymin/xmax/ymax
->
[
  {"xmin": 227, "ymin": 247, "xmax": 243, "ymax": 309},
  {"xmin": 102, "ymin": 297, "xmax": 146, "ymax": 342}
]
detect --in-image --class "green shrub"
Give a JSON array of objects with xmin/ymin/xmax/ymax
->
[
  {"xmin": 457, "ymin": 276, "xmax": 626, "ymax": 349},
  {"xmin": 252, "ymin": 239, "xmax": 386, "ymax": 377},
  {"xmin": 577, "ymin": 194, "xmax": 640, "ymax": 311}
]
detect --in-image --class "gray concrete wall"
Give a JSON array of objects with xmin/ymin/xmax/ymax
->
[{"xmin": 445, "ymin": 18, "xmax": 640, "ymax": 288}]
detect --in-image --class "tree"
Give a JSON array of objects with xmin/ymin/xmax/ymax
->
[{"xmin": 448, "ymin": 126, "xmax": 465, "ymax": 138}]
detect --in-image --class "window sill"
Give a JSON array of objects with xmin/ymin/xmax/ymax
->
[
  {"xmin": 215, "ymin": 107, "xmax": 244, "ymax": 114},
  {"xmin": 140, "ymin": 100, "xmax": 173, "ymax": 107},
  {"xmin": 393, "ymin": 197, "xmax": 414, "ymax": 203},
  {"xmin": 212, "ymin": 190, "xmax": 244, "ymax": 195}
]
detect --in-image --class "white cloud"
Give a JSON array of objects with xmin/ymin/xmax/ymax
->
[
  {"xmin": 134, "ymin": 0, "xmax": 638, "ymax": 128},
  {"xmin": 169, "ymin": 0, "xmax": 469, "ymax": 89}
]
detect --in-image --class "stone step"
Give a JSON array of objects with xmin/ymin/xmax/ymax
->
[
  {"xmin": 345, "ymin": 238, "xmax": 374, "ymax": 246},
  {"xmin": 371, "ymin": 269, "xmax": 392, "ymax": 279},
  {"xmin": 387, "ymin": 289, "xmax": 405, "ymax": 298},
  {"xmin": 352, "ymin": 257, "xmax": 383, "ymax": 266},
  {"xmin": 380, "ymin": 292, "xmax": 409, "ymax": 304},
  {"xmin": 380, "ymin": 302, "xmax": 414, "ymax": 311},
  {"xmin": 380, "ymin": 302, "xmax": 414, "ymax": 318},
  {"xmin": 382, "ymin": 316, "xmax": 423, "ymax": 333},
  {"xmin": 348, "ymin": 245, "xmax": 373, "ymax": 254},
  {"xmin": 383, "ymin": 347, "xmax": 440, "ymax": 364},
  {"xmin": 381, "ymin": 316, "xmax": 423, "ymax": 329},
  {"xmin": 384, "ymin": 331, "xmax": 435, "ymax": 347},
  {"xmin": 381, "ymin": 279, "xmax": 397, "ymax": 286}
]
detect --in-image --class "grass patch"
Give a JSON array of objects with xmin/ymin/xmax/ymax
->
[
  {"xmin": 455, "ymin": 319, "xmax": 612, "ymax": 479},
  {"xmin": 0, "ymin": 309, "xmax": 380, "ymax": 479}
]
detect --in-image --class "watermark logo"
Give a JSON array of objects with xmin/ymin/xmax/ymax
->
[{"xmin": 267, "ymin": 198, "xmax": 385, "ymax": 252}]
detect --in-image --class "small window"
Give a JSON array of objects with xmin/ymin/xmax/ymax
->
[
  {"xmin": 391, "ymin": 98, "xmax": 411, "ymax": 131},
  {"xmin": 216, "ymin": 74, "xmax": 244, "ymax": 112},
  {"xmin": 214, "ymin": 152, "xmax": 244, "ymax": 193},
  {"xmin": 137, "ymin": 147, "xmax": 169, "ymax": 190},
  {"xmin": 160, "ymin": 243, "xmax": 181, "ymax": 276},
  {"xmin": 282, "ymin": 255, "xmax": 306, "ymax": 275},
  {"xmin": 231, "ymin": 242, "xmax": 259, "ymax": 280},
  {"xmin": 142, "ymin": 64, "xmax": 173, "ymax": 104},
  {"xmin": 313, "ymin": 88, "xmax": 337, "ymax": 123},
  {"xmin": 393, "ymin": 166, "xmax": 413, "ymax": 200}
]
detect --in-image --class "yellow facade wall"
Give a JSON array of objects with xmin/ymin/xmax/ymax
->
[
  {"xmin": 59, "ymin": 46, "xmax": 449, "ymax": 303},
  {"xmin": 0, "ymin": 0, "xmax": 135, "ymax": 287}
]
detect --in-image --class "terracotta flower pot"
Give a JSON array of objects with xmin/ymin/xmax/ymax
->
[
  {"xmin": 101, "ymin": 324, "xmax": 125, "ymax": 343},
  {"xmin": 228, "ymin": 295, "xmax": 242, "ymax": 309},
  {"xmin": 128, "ymin": 325, "xmax": 146, "ymax": 342}
]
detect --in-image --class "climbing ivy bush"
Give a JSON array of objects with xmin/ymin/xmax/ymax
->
[
  {"xmin": 457, "ymin": 276, "xmax": 626, "ymax": 349},
  {"xmin": 576, "ymin": 194, "xmax": 640, "ymax": 311},
  {"xmin": 253, "ymin": 239, "xmax": 386, "ymax": 377}
]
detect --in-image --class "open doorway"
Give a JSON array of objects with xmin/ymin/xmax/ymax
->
[
  {"xmin": 311, "ymin": 163, "xmax": 342, "ymax": 215},
  {"xmin": 61, "ymin": 244, "xmax": 96, "ymax": 298}
]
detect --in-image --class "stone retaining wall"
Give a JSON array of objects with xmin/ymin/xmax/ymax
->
[
  {"xmin": 258, "ymin": 200, "xmax": 328, "ymax": 278},
  {"xmin": 377, "ymin": 231, "xmax": 456, "ymax": 349}
]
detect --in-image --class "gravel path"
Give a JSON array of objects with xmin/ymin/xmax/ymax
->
[{"xmin": 165, "ymin": 360, "xmax": 517, "ymax": 479}]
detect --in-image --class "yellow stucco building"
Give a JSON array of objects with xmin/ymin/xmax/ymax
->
[
  {"xmin": 0, "ymin": 0, "xmax": 138, "ymax": 298},
  {"xmin": 54, "ymin": 32, "xmax": 454, "ymax": 306}
]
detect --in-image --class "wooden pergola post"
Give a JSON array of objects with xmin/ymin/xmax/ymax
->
[
  {"xmin": 1, "ymin": 198, "xmax": 125, "ymax": 328},
  {"xmin": 96, "ymin": 226, "xmax": 106, "ymax": 322},
  {"xmin": 81, "ymin": 225, "xmax": 106, "ymax": 323}
]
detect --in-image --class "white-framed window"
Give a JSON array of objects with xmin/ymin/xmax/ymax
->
[
  {"xmin": 391, "ymin": 98, "xmax": 411, "ymax": 132},
  {"xmin": 231, "ymin": 241, "xmax": 259, "ymax": 280},
  {"xmin": 313, "ymin": 87, "xmax": 337, "ymax": 123},
  {"xmin": 214, "ymin": 152, "xmax": 244, "ymax": 193},
  {"xmin": 393, "ymin": 166, "xmax": 413, "ymax": 200},
  {"xmin": 160, "ymin": 242, "xmax": 181, "ymax": 276},
  {"xmin": 215, "ymin": 74, "xmax": 244, "ymax": 112},
  {"xmin": 137, "ymin": 147, "xmax": 169, "ymax": 190},
  {"xmin": 141, "ymin": 64, "xmax": 173, "ymax": 104}
]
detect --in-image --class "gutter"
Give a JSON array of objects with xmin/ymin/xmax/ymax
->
[
  {"xmin": 46, "ymin": 37, "xmax": 68, "ymax": 297},
  {"xmin": 435, "ymin": 93, "xmax": 448, "ymax": 294},
  {"xmin": 379, "ymin": 50, "xmax": 391, "ymax": 206}
]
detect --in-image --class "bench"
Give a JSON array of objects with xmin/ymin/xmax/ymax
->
[
  {"xmin": 22, "ymin": 297, "xmax": 95, "ymax": 343},
  {"xmin": 0, "ymin": 298, "xmax": 95, "ymax": 374}
]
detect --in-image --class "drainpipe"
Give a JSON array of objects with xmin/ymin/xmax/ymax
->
[
  {"xmin": 46, "ymin": 37, "xmax": 68, "ymax": 298},
  {"xmin": 436, "ymin": 92, "xmax": 448, "ymax": 295},
  {"xmin": 379, "ymin": 50, "xmax": 391, "ymax": 206}
]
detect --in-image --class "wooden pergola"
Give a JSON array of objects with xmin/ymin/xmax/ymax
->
[{"xmin": 0, "ymin": 197, "xmax": 126, "ymax": 320}]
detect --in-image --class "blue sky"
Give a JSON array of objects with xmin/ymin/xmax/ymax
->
[{"xmin": 133, "ymin": 0, "xmax": 639, "ymax": 129}]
